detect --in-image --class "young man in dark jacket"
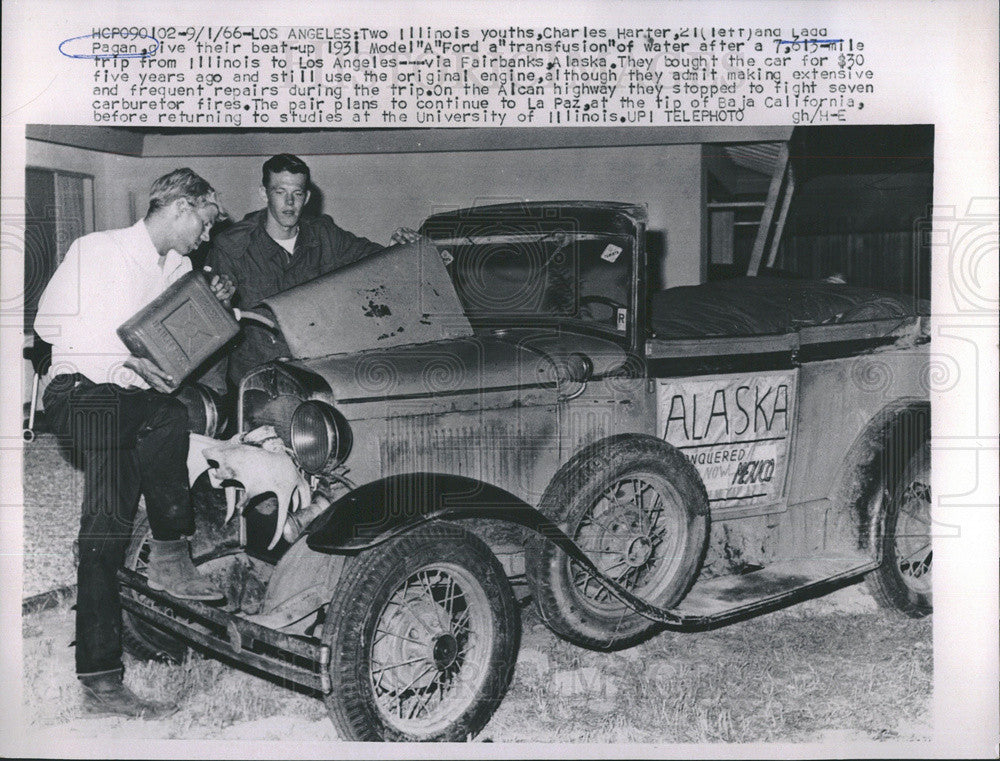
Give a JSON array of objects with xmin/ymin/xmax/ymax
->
[{"xmin": 208, "ymin": 154, "xmax": 418, "ymax": 383}]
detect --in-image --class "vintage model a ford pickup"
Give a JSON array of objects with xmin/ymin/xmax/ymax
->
[{"xmin": 118, "ymin": 201, "xmax": 931, "ymax": 741}]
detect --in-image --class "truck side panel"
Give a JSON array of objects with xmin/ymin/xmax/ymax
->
[{"xmin": 787, "ymin": 348, "xmax": 930, "ymax": 505}]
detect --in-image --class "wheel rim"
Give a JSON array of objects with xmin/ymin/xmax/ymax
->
[
  {"xmin": 369, "ymin": 562, "xmax": 495, "ymax": 736},
  {"xmin": 569, "ymin": 472, "xmax": 689, "ymax": 614},
  {"xmin": 893, "ymin": 468, "xmax": 932, "ymax": 595}
]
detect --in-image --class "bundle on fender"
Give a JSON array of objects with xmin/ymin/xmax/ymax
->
[{"xmin": 194, "ymin": 426, "xmax": 311, "ymax": 550}]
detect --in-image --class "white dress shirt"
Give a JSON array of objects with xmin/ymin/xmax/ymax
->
[{"xmin": 35, "ymin": 220, "xmax": 192, "ymax": 389}]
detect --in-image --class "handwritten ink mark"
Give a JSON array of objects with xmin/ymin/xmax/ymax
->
[{"xmin": 58, "ymin": 31, "xmax": 160, "ymax": 60}]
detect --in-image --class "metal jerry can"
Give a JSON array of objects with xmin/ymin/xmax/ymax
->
[{"xmin": 117, "ymin": 269, "xmax": 239, "ymax": 391}]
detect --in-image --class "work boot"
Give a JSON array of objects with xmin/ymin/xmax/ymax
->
[
  {"xmin": 147, "ymin": 538, "xmax": 224, "ymax": 601},
  {"xmin": 80, "ymin": 671, "xmax": 178, "ymax": 719}
]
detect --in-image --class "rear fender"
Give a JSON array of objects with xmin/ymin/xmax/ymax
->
[{"xmin": 829, "ymin": 399, "xmax": 931, "ymax": 556}]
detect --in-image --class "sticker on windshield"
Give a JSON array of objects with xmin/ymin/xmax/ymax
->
[
  {"xmin": 600, "ymin": 244, "xmax": 623, "ymax": 263},
  {"xmin": 616, "ymin": 308, "xmax": 628, "ymax": 331}
]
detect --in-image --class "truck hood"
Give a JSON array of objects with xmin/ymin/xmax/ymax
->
[
  {"xmin": 261, "ymin": 239, "xmax": 473, "ymax": 359},
  {"xmin": 281, "ymin": 329, "xmax": 627, "ymax": 412},
  {"xmin": 286, "ymin": 335, "xmax": 557, "ymax": 409}
]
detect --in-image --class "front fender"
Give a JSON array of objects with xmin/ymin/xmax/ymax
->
[
  {"xmin": 305, "ymin": 473, "xmax": 540, "ymax": 553},
  {"xmin": 304, "ymin": 472, "xmax": 689, "ymax": 626}
]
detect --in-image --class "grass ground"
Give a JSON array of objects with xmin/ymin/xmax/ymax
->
[
  {"xmin": 22, "ymin": 432, "xmax": 81, "ymax": 597},
  {"xmin": 20, "ymin": 587, "xmax": 932, "ymax": 744}
]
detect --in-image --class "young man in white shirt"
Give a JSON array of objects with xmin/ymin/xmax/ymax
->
[{"xmin": 35, "ymin": 168, "xmax": 235, "ymax": 719}]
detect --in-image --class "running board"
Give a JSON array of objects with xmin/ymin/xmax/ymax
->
[
  {"xmin": 666, "ymin": 554, "xmax": 878, "ymax": 631},
  {"xmin": 118, "ymin": 568, "xmax": 331, "ymax": 693},
  {"xmin": 337, "ymin": 501, "xmax": 878, "ymax": 631}
]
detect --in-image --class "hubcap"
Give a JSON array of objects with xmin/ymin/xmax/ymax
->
[
  {"xmin": 369, "ymin": 564, "xmax": 494, "ymax": 735},
  {"xmin": 626, "ymin": 535, "xmax": 653, "ymax": 567},
  {"xmin": 432, "ymin": 634, "xmax": 459, "ymax": 669},
  {"xmin": 571, "ymin": 474, "xmax": 687, "ymax": 612}
]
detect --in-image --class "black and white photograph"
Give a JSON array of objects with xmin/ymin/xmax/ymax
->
[
  {"xmin": 1, "ymin": 1, "xmax": 997, "ymax": 757},
  {"xmin": 16, "ymin": 121, "xmax": 940, "ymax": 743}
]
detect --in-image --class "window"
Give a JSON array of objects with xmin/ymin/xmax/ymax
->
[
  {"xmin": 442, "ymin": 230, "xmax": 632, "ymax": 333},
  {"xmin": 24, "ymin": 167, "xmax": 95, "ymax": 330}
]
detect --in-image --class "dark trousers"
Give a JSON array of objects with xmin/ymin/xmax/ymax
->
[{"xmin": 42, "ymin": 374, "xmax": 194, "ymax": 676}]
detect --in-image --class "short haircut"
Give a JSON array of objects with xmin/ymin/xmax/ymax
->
[
  {"xmin": 147, "ymin": 168, "xmax": 218, "ymax": 216},
  {"xmin": 262, "ymin": 154, "xmax": 311, "ymax": 187}
]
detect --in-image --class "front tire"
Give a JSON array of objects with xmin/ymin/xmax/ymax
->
[
  {"xmin": 866, "ymin": 441, "xmax": 932, "ymax": 617},
  {"xmin": 526, "ymin": 434, "xmax": 709, "ymax": 651},
  {"xmin": 322, "ymin": 522, "xmax": 520, "ymax": 742}
]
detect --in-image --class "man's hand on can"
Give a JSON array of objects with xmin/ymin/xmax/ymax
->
[
  {"xmin": 125, "ymin": 356, "xmax": 175, "ymax": 393},
  {"xmin": 204, "ymin": 268, "xmax": 236, "ymax": 305}
]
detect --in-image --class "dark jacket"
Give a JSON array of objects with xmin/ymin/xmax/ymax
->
[{"xmin": 207, "ymin": 208, "xmax": 384, "ymax": 384}]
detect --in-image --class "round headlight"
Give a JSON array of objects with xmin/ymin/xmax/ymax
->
[{"xmin": 291, "ymin": 401, "xmax": 351, "ymax": 474}]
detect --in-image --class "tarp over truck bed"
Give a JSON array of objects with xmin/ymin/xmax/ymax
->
[{"xmin": 650, "ymin": 277, "xmax": 927, "ymax": 339}]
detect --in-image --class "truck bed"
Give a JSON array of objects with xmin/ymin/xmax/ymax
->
[{"xmin": 649, "ymin": 277, "xmax": 925, "ymax": 340}]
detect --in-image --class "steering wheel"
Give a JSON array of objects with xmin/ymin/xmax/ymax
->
[{"xmin": 578, "ymin": 294, "xmax": 627, "ymax": 326}]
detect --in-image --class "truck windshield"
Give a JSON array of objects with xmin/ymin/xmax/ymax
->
[{"xmin": 430, "ymin": 231, "xmax": 632, "ymax": 332}]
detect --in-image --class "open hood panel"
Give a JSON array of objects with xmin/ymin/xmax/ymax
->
[{"xmin": 261, "ymin": 240, "xmax": 473, "ymax": 359}]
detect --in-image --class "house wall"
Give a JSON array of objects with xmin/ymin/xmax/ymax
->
[
  {"xmin": 26, "ymin": 142, "xmax": 143, "ymax": 232},
  {"xmin": 24, "ymin": 136, "xmax": 707, "ymax": 410},
  {"xmin": 132, "ymin": 142, "xmax": 705, "ymax": 288},
  {"xmin": 28, "ymin": 138, "xmax": 706, "ymax": 285}
]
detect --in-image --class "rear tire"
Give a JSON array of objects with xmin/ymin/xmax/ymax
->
[
  {"xmin": 322, "ymin": 522, "xmax": 520, "ymax": 742},
  {"xmin": 866, "ymin": 441, "xmax": 932, "ymax": 617}
]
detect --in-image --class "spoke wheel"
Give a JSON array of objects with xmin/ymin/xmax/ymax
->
[
  {"xmin": 370, "ymin": 563, "xmax": 493, "ymax": 735},
  {"xmin": 894, "ymin": 478, "xmax": 932, "ymax": 594},
  {"xmin": 526, "ymin": 434, "xmax": 709, "ymax": 651},
  {"xmin": 867, "ymin": 441, "xmax": 932, "ymax": 617},
  {"xmin": 323, "ymin": 523, "xmax": 519, "ymax": 742},
  {"xmin": 570, "ymin": 473, "xmax": 689, "ymax": 614}
]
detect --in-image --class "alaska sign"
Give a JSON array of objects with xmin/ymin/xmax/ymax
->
[{"xmin": 657, "ymin": 370, "xmax": 797, "ymax": 509}]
